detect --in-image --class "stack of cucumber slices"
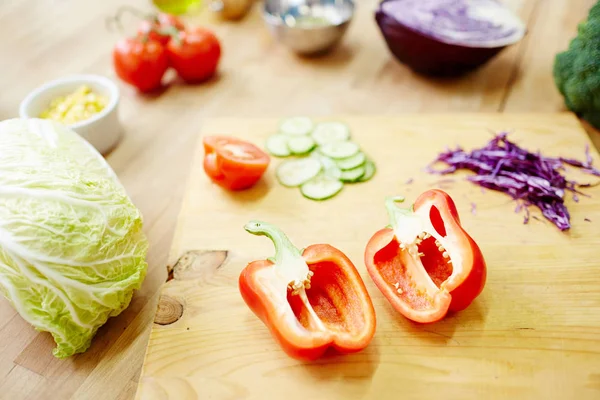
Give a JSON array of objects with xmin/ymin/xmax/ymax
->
[{"xmin": 265, "ymin": 117, "xmax": 376, "ymax": 201}]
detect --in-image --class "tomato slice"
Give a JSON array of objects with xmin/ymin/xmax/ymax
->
[{"xmin": 203, "ymin": 136, "xmax": 270, "ymax": 191}]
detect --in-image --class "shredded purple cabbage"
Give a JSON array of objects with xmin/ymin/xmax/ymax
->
[{"xmin": 427, "ymin": 132, "xmax": 600, "ymax": 231}]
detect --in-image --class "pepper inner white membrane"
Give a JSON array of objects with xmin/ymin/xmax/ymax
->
[
  {"xmin": 379, "ymin": 200, "xmax": 463, "ymax": 309},
  {"xmin": 287, "ymin": 261, "xmax": 366, "ymax": 334}
]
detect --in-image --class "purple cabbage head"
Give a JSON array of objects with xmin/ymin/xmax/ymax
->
[{"xmin": 375, "ymin": 0, "xmax": 526, "ymax": 76}]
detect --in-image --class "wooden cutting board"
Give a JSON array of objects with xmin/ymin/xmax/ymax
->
[{"xmin": 135, "ymin": 114, "xmax": 600, "ymax": 400}]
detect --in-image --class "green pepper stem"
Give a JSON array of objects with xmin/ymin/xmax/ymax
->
[
  {"xmin": 245, "ymin": 221, "xmax": 311, "ymax": 292},
  {"xmin": 244, "ymin": 221, "xmax": 302, "ymax": 265},
  {"xmin": 159, "ymin": 25, "xmax": 183, "ymax": 46},
  {"xmin": 385, "ymin": 196, "xmax": 412, "ymax": 230},
  {"xmin": 384, "ymin": 195, "xmax": 428, "ymax": 247}
]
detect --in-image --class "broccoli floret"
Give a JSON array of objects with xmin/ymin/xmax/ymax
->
[{"xmin": 553, "ymin": 1, "xmax": 600, "ymax": 128}]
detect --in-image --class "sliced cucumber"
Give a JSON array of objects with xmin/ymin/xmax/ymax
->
[
  {"xmin": 300, "ymin": 175, "xmax": 344, "ymax": 201},
  {"xmin": 310, "ymin": 153, "xmax": 340, "ymax": 178},
  {"xmin": 288, "ymin": 136, "xmax": 315, "ymax": 155},
  {"xmin": 310, "ymin": 152, "xmax": 334, "ymax": 167},
  {"xmin": 324, "ymin": 164, "xmax": 342, "ymax": 180},
  {"xmin": 279, "ymin": 117, "xmax": 313, "ymax": 136},
  {"xmin": 276, "ymin": 158, "xmax": 321, "ymax": 187},
  {"xmin": 319, "ymin": 141, "xmax": 360, "ymax": 159},
  {"xmin": 311, "ymin": 122, "xmax": 350, "ymax": 145},
  {"xmin": 358, "ymin": 160, "xmax": 376, "ymax": 182},
  {"xmin": 270, "ymin": 118, "xmax": 373, "ymax": 200},
  {"xmin": 340, "ymin": 165, "xmax": 366, "ymax": 182},
  {"xmin": 336, "ymin": 152, "xmax": 366, "ymax": 170},
  {"xmin": 265, "ymin": 134, "xmax": 291, "ymax": 157}
]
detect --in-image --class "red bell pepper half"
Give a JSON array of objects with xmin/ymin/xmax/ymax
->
[
  {"xmin": 239, "ymin": 221, "xmax": 376, "ymax": 361},
  {"xmin": 364, "ymin": 189, "xmax": 486, "ymax": 323}
]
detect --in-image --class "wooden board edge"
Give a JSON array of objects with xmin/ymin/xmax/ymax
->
[
  {"xmin": 198, "ymin": 112, "xmax": 582, "ymax": 127},
  {"xmin": 134, "ymin": 128, "xmax": 206, "ymax": 400}
]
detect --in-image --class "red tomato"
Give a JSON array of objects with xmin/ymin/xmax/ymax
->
[
  {"xmin": 137, "ymin": 13, "xmax": 185, "ymax": 45},
  {"xmin": 203, "ymin": 136, "xmax": 270, "ymax": 191},
  {"xmin": 166, "ymin": 28, "xmax": 221, "ymax": 83},
  {"xmin": 113, "ymin": 37, "xmax": 169, "ymax": 92}
]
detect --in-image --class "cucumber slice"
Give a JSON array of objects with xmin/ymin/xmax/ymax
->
[
  {"xmin": 310, "ymin": 152, "xmax": 334, "ymax": 168},
  {"xmin": 311, "ymin": 153, "xmax": 342, "ymax": 179},
  {"xmin": 336, "ymin": 152, "xmax": 366, "ymax": 170},
  {"xmin": 324, "ymin": 165, "xmax": 342, "ymax": 180},
  {"xmin": 311, "ymin": 122, "xmax": 350, "ymax": 145},
  {"xmin": 279, "ymin": 117, "xmax": 313, "ymax": 136},
  {"xmin": 340, "ymin": 165, "xmax": 366, "ymax": 182},
  {"xmin": 288, "ymin": 136, "xmax": 316, "ymax": 155},
  {"xmin": 276, "ymin": 158, "xmax": 321, "ymax": 187},
  {"xmin": 319, "ymin": 141, "xmax": 360, "ymax": 159},
  {"xmin": 265, "ymin": 134, "xmax": 291, "ymax": 157},
  {"xmin": 300, "ymin": 175, "xmax": 344, "ymax": 201},
  {"xmin": 358, "ymin": 160, "xmax": 376, "ymax": 182}
]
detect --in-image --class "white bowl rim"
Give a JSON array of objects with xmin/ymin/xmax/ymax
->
[{"xmin": 19, "ymin": 74, "xmax": 120, "ymax": 130}]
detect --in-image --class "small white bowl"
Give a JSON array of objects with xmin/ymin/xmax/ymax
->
[{"xmin": 19, "ymin": 74, "xmax": 122, "ymax": 155}]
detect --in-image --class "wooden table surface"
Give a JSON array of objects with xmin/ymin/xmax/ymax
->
[{"xmin": 0, "ymin": 0, "xmax": 598, "ymax": 399}]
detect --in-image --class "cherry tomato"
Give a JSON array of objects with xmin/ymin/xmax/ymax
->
[
  {"xmin": 203, "ymin": 136, "xmax": 270, "ymax": 191},
  {"xmin": 113, "ymin": 37, "xmax": 169, "ymax": 92},
  {"xmin": 137, "ymin": 13, "xmax": 185, "ymax": 45},
  {"xmin": 167, "ymin": 28, "xmax": 221, "ymax": 83}
]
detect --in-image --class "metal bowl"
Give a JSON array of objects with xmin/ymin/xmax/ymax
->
[{"xmin": 263, "ymin": 0, "xmax": 355, "ymax": 55}]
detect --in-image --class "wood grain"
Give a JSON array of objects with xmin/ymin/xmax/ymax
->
[
  {"xmin": 0, "ymin": 0, "xmax": 599, "ymax": 399},
  {"xmin": 138, "ymin": 114, "xmax": 600, "ymax": 400}
]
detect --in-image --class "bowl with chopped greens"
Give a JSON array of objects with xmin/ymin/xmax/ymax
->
[{"xmin": 19, "ymin": 74, "xmax": 121, "ymax": 155}]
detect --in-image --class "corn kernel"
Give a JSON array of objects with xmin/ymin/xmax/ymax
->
[{"xmin": 39, "ymin": 85, "xmax": 107, "ymax": 125}]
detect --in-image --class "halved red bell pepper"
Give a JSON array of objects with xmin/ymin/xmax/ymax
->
[
  {"xmin": 239, "ymin": 221, "xmax": 376, "ymax": 361},
  {"xmin": 364, "ymin": 189, "xmax": 486, "ymax": 323}
]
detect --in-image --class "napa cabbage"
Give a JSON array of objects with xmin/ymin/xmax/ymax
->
[{"xmin": 0, "ymin": 118, "xmax": 148, "ymax": 358}]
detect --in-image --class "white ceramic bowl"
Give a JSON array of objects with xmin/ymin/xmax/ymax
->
[{"xmin": 19, "ymin": 74, "xmax": 122, "ymax": 155}]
